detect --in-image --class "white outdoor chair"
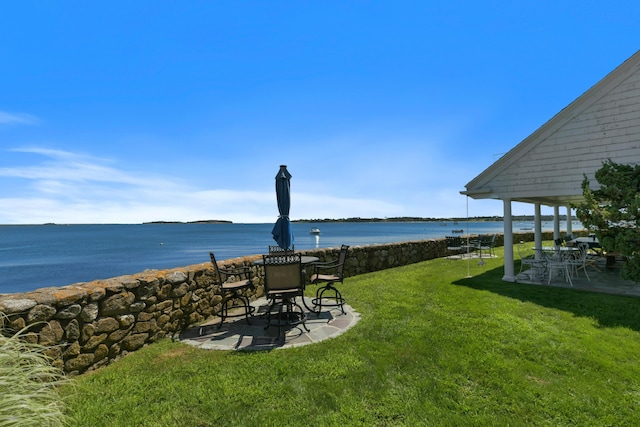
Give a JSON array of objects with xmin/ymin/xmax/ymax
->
[
  {"xmin": 566, "ymin": 242, "xmax": 591, "ymax": 282},
  {"xmin": 545, "ymin": 248, "xmax": 573, "ymax": 286},
  {"xmin": 517, "ymin": 241, "xmax": 545, "ymax": 281}
]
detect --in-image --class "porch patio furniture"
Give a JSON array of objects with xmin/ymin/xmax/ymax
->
[
  {"xmin": 209, "ymin": 251, "xmax": 256, "ymax": 329},
  {"xmin": 517, "ymin": 242, "xmax": 546, "ymax": 281},
  {"xmin": 311, "ymin": 244, "xmax": 349, "ymax": 314},
  {"xmin": 566, "ymin": 242, "xmax": 591, "ymax": 281},
  {"xmin": 545, "ymin": 247, "xmax": 573, "ymax": 286},
  {"xmin": 584, "ymin": 254, "xmax": 603, "ymax": 272},
  {"xmin": 262, "ymin": 253, "xmax": 309, "ymax": 337},
  {"xmin": 569, "ymin": 236, "xmax": 604, "ymax": 272}
]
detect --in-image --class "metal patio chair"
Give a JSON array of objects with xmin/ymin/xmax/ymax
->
[
  {"xmin": 311, "ymin": 244, "xmax": 349, "ymax": 314},
  {"xmin": 445, "ymin": 236, "xmax": 464, "ymax": 257},
  {"xmin": 262, "ymin": 253, "xmax": 309, "ymax": 337},
  {"xmin": 545, "ymin": 247, "xmax": 573, "ymax": 287},
  {"xmin": 517, "ymin": 241, "xmax": 546, "ymax": 282},
  {"xmin": 471, "ymin": 234, "xmax": 496, "ymax": 258},
  {"xmin": 476, "ymin": 234, "xmax": 497, "ymax": 257},
  {"xmin": 566, "ymin": 242, "xmax": 591, "ymax": 282},
  {"xmin": 209, "ymin": 251, "xmax": 256, "ymax": 329}
]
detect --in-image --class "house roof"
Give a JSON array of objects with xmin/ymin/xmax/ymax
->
[{"xmin": 463, "ymin": 50, "xmax": 640, "ymax": 207}]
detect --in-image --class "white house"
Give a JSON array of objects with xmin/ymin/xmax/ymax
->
[{"xmin": 462, "ymin": 50, "xmax": 640, "ymax": 281}]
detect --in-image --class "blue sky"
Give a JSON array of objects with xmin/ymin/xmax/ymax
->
[{"xmin": 1, "ymin": 1, "xmax": 638, "ymax": 224}]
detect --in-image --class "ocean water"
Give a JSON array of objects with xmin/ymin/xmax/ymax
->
[{"xmin": 0, "ymin": 221, "xmax": 577, "ymax": 294}]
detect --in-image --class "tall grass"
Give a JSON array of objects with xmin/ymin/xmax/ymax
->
[{"xmin": 0, "ymin": 322, "xmax": 70, "ymax": 427}]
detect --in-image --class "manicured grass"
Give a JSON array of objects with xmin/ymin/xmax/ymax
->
[{"xmin": 63, "ymin": 248, "xmax": 640, "ymax": 426}]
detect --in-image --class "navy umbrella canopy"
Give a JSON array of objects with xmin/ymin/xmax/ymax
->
[{"xmin": 272, "ymin": 165, "xmax": 294, "ymax": 249}]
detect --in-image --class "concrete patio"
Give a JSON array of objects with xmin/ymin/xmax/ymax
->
[
  {"xmin": 177, "ymin": 252, "xmax": 640, "ymax": 354},
  {"xmin": 177, "ymin": 297, "xmax": 360, "ymax": 351},
  {"xmin": 515, "ymin": 256, "xmax": 640, "ymax": 298}
]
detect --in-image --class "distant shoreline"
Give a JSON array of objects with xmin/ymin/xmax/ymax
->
[
  {"xmin": 0, "ymin": 215, "xmax": 578, "ymax": 227},
  {"xmin": 142, "ymin": 220, "xmax": 233, "ymax": 224},
  {"xmin": 293, "ymin": 215, "xmax": 574, "ymax": 223}
]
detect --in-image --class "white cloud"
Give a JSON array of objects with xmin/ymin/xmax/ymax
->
[
  {"xmin": 0, "ymin": 147, "xmax": 299, "ymax": 223},
  {"xmin": 292, "ymin": 191, "xmax": 405, "ymax": 220},
  {"xmin": 0, "ymin": 145, "xmax": 502, "ymax": 224},
  {"xmin": 0, "ymin": 111, "xmax": 38, "ymax": 125},
  {"xmin": 2, "ymin": 148, "xmax": 179, "ymax": 189}
]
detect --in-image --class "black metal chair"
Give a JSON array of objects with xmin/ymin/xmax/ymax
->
[
  {"xmin": 209, "ymin": 252, "xmax": 255, "ymax": 329},
  {"xmin": 478, "ymin": 234, "xmax": 497, "ymax": 257},
  {"xmin": 445, "ymin": 236, "xmax": 464, "ymax": 256},
  {"xmin": 310, "ymin": 245, "xmax": 349, "ymax": 314},
  {"xmin": 262, "ymin": 253, "xmax": 309, "ymax": 337}
]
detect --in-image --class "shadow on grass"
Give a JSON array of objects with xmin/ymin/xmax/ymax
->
[{"xmin": 453, "ymin": 266, "xmax": 640, "ymax": 332}]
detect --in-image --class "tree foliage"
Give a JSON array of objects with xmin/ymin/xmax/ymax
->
[{"xmin": 575, "ymin": 159, "xmax": 640, "ymax": 282}]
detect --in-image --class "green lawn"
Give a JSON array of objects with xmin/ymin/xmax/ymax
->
[{"xmin": 63, "ymin": 248, "xmax": 640, "ymax": 426}]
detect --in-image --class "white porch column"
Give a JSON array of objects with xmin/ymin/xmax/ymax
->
[
  {"xmin": 502, "ymin": 198, "xmax": 515, "ymax": 282},
  {"xmin": 534, "ymin": 203, "xmax": 543, "ymax": 253},
  {"xmin": 553, "ymin": 205, "xmax": 560, "ymax": 241},
  {"xmin": 566, "ymin": 205, "xmax": 573, "ymax": 237}
]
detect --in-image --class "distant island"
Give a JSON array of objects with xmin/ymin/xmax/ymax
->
[
  {"xmin": 22, "ymin": 215, "xmax": 575, "ymax": 227},
  {"xmin": 293, "ymin": 216, "xmax": 490, "ymax": 223},
  {"xmin": 143, "ymin": 220, "xmax": 233, "ymax": 224},
  {"xmin": 293, "ymin": 215, "xmax": 570, "ymax": 223}
]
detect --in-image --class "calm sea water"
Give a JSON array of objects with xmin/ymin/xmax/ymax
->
[{"xmin": 0, "ymin": 221, "xmax": 577, "ymax": 294}]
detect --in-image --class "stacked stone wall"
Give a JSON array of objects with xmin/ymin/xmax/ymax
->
[{"xmin": 0, "ymin": 231, "xmax": 565, "ymax": 375}]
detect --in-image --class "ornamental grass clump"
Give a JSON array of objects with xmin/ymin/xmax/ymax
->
[{"xmin": 0, "ymin": 322, "xmax": 70, "ymax": 427}]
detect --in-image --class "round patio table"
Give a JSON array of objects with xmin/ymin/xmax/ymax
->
[{"xmin": 253, "ymin": 256, "xmax": 319, "ymax": 265}]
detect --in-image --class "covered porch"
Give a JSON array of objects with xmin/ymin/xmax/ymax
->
[
  {"xmin": 517, "ymin": 252, "xmax": 640, "ymax": 297},
  {"xmin": 463, "ymin": 49, "xmax": 640, "ymax": 283}
]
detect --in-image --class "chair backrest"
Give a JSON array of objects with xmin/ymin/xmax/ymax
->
[
  {"xmin": 262, "ymin": 253, "xmax": 304, "ymax": 293},
  {"xmin": 268, "ymin": 245, "xmax": 294, "ymax": 254},
  {"xmin": 210, "ymin": 251, "xmax": 253, "ymax": 287},
  {"xmin": 209, "ymin": 251, "xmax": 222, "ymax": 283},
  {"xmin": 336, "ymin": 244, "xmax": 350, "ymax": 278},
  {"xmin": 517, "ymin": 241, "xmax": 530, "ymax": 259},
  {"xmin": 445, "ymin": 236, "xmax": 462, "ymax": 249},
  {"xmin": 576, "ymin": 242, "xmax": 589, "ymax": 261}
]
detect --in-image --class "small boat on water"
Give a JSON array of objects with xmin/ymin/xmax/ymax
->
[{"xmin": 309, "ymin": 227, "xmax": 321, "ymax": 235}]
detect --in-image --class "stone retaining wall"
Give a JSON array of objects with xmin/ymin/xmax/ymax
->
[{"xmin": 0, "ymin": 231, "xmax": 557, "ymax": 375}]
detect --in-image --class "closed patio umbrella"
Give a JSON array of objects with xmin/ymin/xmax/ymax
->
[{"xmin": 272, "ymin": 165, "xmax": 294, "ymax": 250}]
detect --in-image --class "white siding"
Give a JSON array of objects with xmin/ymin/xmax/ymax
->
[{"xmin": 475, "ymin": 61, "xmax": 640, "ymax": 204}]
